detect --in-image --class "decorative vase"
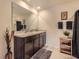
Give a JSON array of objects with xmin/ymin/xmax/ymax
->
[
  {"xmin": 5, "ymin": 29, "xmax": 14, "ymax": 59},
  {"xmin": 5, "ymin": 51, "xmax": 12, "ymax": 59}
]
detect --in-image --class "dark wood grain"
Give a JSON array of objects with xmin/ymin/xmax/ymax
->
[{"xmin": 14, "ymin": 32, "xmax": 46, "ymax": 59}]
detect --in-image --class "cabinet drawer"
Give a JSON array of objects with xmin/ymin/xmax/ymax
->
[
  {"xmin": 60, "ymin": 39, "xmax": 71, "ymax": 46},
  {"xmin": 60, "ymin": 37, "xmax": 72, "ymax": 55},
  {"xmin": 60, "ymin": 45, "xmax": 71, "ymax": 50}
]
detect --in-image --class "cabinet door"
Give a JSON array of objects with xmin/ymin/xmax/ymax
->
[
  {"xmin": 40, "ymin": 32, "xmax": 46, "ymax": 48},
  {"xmin": 43, "ymin": 32, "xmax": 46, "ymax": 46},
  {"xmin": 25, "ymin": 37, "xmax": 33, "ymax": 59},
  {"xmin": 14, "ymin": 37, "xmax": 25, "ymax": 59},
  {"xmin": 33, "ymin": 35, "xmax": 40, "ymax": 54},
  {"xmin": 40, "ymin": 34, "xmax": 44, "ymax": 48}
]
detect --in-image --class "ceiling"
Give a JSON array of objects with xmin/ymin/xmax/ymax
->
[{"xmin": 23, "ymin": 0, "xmax": 74, "ymax": 10}]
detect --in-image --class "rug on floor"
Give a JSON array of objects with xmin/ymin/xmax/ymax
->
[{"xmin": 31, "ymin": 49, "xmax": 52, "ymax": 59}]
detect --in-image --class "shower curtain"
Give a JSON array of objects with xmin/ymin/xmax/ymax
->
[{"xmin": 72, "ymin": 10, "xmax": 79, "ymax": 58}]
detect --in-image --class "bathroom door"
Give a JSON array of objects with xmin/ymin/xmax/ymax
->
[{"xmin": 72, "ymin": 10, "xmax": 79, "ymax": 58}]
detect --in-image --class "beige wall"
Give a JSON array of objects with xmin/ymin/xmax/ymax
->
[
  {"xmin": 0, "ymin": 0, "xmax": 79, "ymax": 59},
  {"xmin": 38, "ymin": 9, "xmax": 57, "ymax": 48},
  {"xmin": 52, "ymin": 0, "xmax": 79, "ymax": 49},
  {"xmin": 0, "ymin": 0, "xmax": 11, "ymax": 59},
  {"xmin": 39, "ymin": 0, "xmax": 79, "ymax": 49}
]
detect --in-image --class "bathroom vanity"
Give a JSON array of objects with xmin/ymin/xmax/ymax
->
[
  {"xmin": 14, "ymin": 31, "xmax": 46, "ymax": 59},
  {"xmin": 12, "ymin": 2, "xmax": 46, "ymax": 59}
]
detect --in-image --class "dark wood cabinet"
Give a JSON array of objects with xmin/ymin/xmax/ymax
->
[
  {"xmin": 14, "ymin": 37, "xmax": 25, "ymax": 59},
  {"xmin": 40, "ymin": 32, "xmax": 46, "ymax": 48},
  {"xmin": 25, "ymin": 37, "xmax": 34, "ymax": 59},
  {"xmin": 33, "ymin": 35, "xmax": 40, "ymax": 54},
  {"xmin": 14, "ymin": 32, "xmax": 46, "ymax": 59}
]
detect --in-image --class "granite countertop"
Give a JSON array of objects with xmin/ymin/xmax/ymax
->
[{"xmin": 14, "ymin": 30, "xmax": 46, "ymax": 38}]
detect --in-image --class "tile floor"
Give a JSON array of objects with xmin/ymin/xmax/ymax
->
[{"xmin": 43, "ymin": 46, "xmax": 77, "ymax": 59}]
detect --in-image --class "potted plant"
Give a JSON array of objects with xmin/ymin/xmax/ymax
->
[
  {"xmin": 5, "ymin": 28, "xmax": 14, "ymax": 59},
  {"xmin": 63, "ymin": 31, "xmax": 70, "ymax": 38}
]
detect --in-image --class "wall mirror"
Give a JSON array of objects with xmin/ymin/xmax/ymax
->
[{"xmin": 11, "ymin": 2, "xmax": 38, "ymax": 32}]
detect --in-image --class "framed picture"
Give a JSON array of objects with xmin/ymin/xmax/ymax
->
[
  {"xmin": 61, "ymin": 11, "xmax": 68, "ymax": 20},
  {"xmin": 66, "ymin": 21, "xmax": 72, "ymax": 30},
  {"xmin": 58, "ymin": 22, "xmax": 63, "ymax": 29}
]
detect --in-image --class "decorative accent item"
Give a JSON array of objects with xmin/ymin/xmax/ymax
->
[
  {"xmin": 66, "ymin": 21, "xmax": 72, "ymax": 30},
  {"xmin": 58, "ymin": 22, "xmax": 63, "ymax": 29},
  {"xmin": 61, "ymin": 11, "xmax": 68, "ymax": 20},
  {"xmin": 5, "ymin": 28, "xmax": 14, "ymax": 59},
  {"xmin": 63, "ymin": 31, "xmax": 70, "ymax": 37},
  {"xmin": 16, "ymin": 21, "xmax": 23, "ymax": 31}
]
